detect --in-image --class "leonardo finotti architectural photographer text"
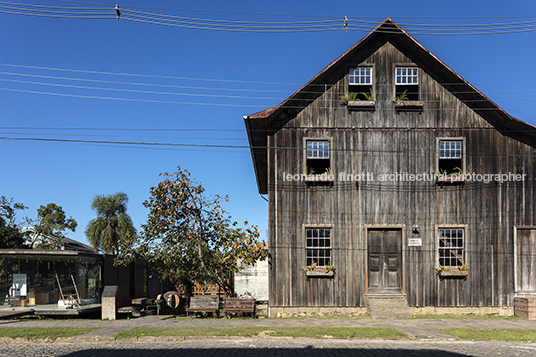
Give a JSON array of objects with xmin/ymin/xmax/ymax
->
[{"xmin": 282, "ymin": 171, "xmax": 527, "ymax": 183}]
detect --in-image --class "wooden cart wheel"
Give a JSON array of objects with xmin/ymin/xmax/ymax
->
[{"xmin": 163, "ymin": 291, "xmax": 181, "ymax": 309}]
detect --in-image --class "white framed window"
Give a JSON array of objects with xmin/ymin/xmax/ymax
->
[
  {"xmin": 349, "ymin": 68, "xmax": 372, "ymax": 85},
  {"xmin": 438, "ymin": 228, "xmax": 465, "ymax": 267},
  {"xmin": 305, "ymin": 139, "xmax": 331, "ymax": 176},
  {"xmin": 306, "ymin": 227, "xmax": 332, "ymax": 267},
  {"xmin": 395, "ymin": 67, "xmax": 418, "ymax": 85},
  {"xmin": 437, "ymin": 138, "xmax": 465, "ymax": 175},
  {"xmin": 347, "ymin": 67, "xmax": 373, "ymax": 101},
  {"xmin": 307, "ymin": 141, "xmax": 329, "ymax": 159},
  {"xmin": 395, "ymin": 67, "xmax": 419, "ymax": 100},
  {"xmin": 439, "ymin": 141, "xmax": 462, "ymax": 159}
]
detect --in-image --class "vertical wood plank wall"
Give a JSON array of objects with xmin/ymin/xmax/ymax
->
[{"xmin": 267, "ymin": 40, "xmax": 536, "ymax": 308}]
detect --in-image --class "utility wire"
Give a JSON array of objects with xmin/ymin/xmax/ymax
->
[
  {"xmin": 2, "ymin": 2, "xmax": 536, "ymax": 34},
  {"xmin": 0, "ymin": 63, "xmax": 300, "ymax": 85},
  {"xmin": 2, "ymin": 63, "xmax": 535, "ymax": 88},
  {"xmin": 3, "ymin": 77, "xmax": 536, "ymax": 104},
  {"xmin": 0, "ymin": 72, "xmax": 293, "ymax": 93},
  {"xmin": 2, "ymin": 136, "xmax": 536, "ymax": 157},
  {"xmin": 2, "ymin": 86, "xmax": 535, "ymax": 111}
]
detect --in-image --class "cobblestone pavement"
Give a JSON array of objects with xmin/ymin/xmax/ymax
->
[{"xmin": 0, "ymin": 339, "xmax": 536, "ymax": 357}]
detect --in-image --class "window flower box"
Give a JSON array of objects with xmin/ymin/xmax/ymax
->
[
  {"xmin": 438, "ymin": 270, "xmax": 468, "ymax": 279},
  {"xmin": 347, "ymin": 100, "xmax": 375, "ymax": 110},
  {"xmin": 394, "ymin": 100, "xmax": 424, "ymax": 108},
  {"xmin": 306, "ymin": 270, "xmax": 334, "ymax": 277}
]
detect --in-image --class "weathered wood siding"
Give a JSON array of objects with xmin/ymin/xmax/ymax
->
[{"xmin": 267, "ymin": 40, "xmax": 536, "ymax": 308}]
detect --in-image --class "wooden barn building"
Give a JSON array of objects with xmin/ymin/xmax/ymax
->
[{"xmin": 245, "ymin": 19, "xmax": 536, "ymax": 317}]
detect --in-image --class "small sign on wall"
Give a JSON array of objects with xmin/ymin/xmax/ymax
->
[{"xmin": 408, "ymin": 238, "xmax": 422, "ymax": 247}]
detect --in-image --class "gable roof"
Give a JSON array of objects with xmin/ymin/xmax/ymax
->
[{"xmin": 245, "ymin": 18, "xmax": 536, "ymax": 194}]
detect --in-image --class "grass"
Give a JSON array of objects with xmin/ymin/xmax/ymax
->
[
  {"xmin": 0, "ymin": 327, "xmax": 97, "ymax": 340},
  {"xmin": 440, "ymin": 328, "xmax": 536, "ymax": 341},
  {"xmin": 115, "ymin": 326, "xmax": 408, "ymax": 340},
  {"xmin": 412, "ymin": 314, "xmax": 519, "ymax": 320}
]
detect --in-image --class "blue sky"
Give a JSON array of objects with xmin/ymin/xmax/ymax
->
[{"xmin": 1, "ymin": 0, "xmax": 535, "ymax": 246}]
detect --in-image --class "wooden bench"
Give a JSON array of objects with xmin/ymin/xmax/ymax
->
[
  {"xmin": 118, "ymin": 305, "xmax": 142, "ymax": 318},
  {"xmin": 224, "ymin": 297, "xmax": 255, "ymax": 319},
  {"xmin": 185, "ymin": 295, "xmax": 219, "ymax": 318}
]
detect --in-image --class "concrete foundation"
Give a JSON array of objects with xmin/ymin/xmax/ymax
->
[
  {"xmin": 268, "ymin": 306, "xmax": 514, "ymax": 318},
  {"xmin": 409, "ymin": 306, "xmax": 514, "ymax": 317},
  {"xmin": 269, "ymin": 306, "xmax": 368, "ymax": 318}
]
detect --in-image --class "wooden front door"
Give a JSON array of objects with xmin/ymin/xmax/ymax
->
[
  {"xmin": 368, "ymin": 229, "xmax": 402, "ymax": 293},
  {"xmin": 516, "ymin": 228, "xmax": 536, "ymax": 293}
]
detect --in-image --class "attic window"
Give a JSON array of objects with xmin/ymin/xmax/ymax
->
[
  {"xmin": 395, "ymin": 67, "xmax": 419, "ymax": 100},
  {"xmin": 306, "ymin": 140, "xmax": 330, "ymax": 176},
  {"xmin": 437, "ymin": 139, "xmax": 465, "ymax": 175},
  {"xmin": 348, "ymin": 67, "xmax": 373, "ymax": 101}
]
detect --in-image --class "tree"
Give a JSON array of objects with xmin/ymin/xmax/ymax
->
[
  {"xmin": 0, "ymin": 216, "xmax": 26, "ymax": 249},
  {"xmin": 116, "ymin": 167, "xmax": 266, "ymax": 296},
  {"xmin": 85, "ymin": 192, "xmax": 136, "ymax": 254},
  {"xmin": 0, "ymin": 196, "xmax": 27, "ymax": 228},
  {"xmin": 27, "ymin": 203, "xmax": 78, "ymax": 249}
]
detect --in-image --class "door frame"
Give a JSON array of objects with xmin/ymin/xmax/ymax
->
[
  {"xmin": 514, "ymin": 226, "xmax": 536, "ymax": 294},
  {"xmin": 364, "ymin": 224, "xmax": 405, "ymax": 295}
]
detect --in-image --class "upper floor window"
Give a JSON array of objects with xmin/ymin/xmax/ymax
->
[
  {"xmin": 438, "ymin": 228, "xmax": 464, "ymax": 267},
  {"xmin": 438, "ymin": 139, "xmax": 464, "ymax": 175},
  {"xmin": 306, "ymin": 228, "xmax": 332, "ymax": 267},
  {"xmin": 347, "ymin": 67, "xmax": 373, "ymax": 101},
  {"xmin": 395, "ymin": 67, "xmax": 419, "ymax": 100},
  {"xmin": 306, "ymin": 140, "xmax": 330, "ymax": 176}
]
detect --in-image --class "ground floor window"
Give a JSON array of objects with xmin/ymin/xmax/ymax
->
[
  {"xmin": 306, "ymin": 228, "xmax": 332, "ymax": 267},
  {"xmin": 438, "ymin": 228, "xmax": 464, "ymax": 267}
]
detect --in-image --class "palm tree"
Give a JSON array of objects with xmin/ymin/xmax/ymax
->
[{"xmin": 85, "ymin": 192, "xmax": 136, "ymax": 254}]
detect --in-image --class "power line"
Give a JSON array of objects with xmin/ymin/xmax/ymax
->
[
  {"xmin": 0, "ymin": 78, "xmax": 283, "ymax": 100},
  {"xmin": 0, "ymin": 63, "xmax": 301, "ymax": 85},
  {"xmin": 2, "ymin": 86, "xmax": 536, "ymax": 111},
  {"xmin": 0, "ymin": 87, "xmax": 262, "ymax": 107},
  {"xmin": 3, "ymin": 2, "xmax": 536, "ymax": 35},
  {"xmin": 2, "ymin": 63, "xmax": 535, "ymax": 88},
  {"xmin": 0, "ymin": 71, "xmax": 293, "ymax": 94},
  {"xmin": 2, "ymin": 136, "xmax": 536, "ymax": 157}
]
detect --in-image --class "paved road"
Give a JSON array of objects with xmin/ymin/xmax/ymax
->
[{"xmin": 1, "ymin": 339, "xmax": 536, "ymax": 357}]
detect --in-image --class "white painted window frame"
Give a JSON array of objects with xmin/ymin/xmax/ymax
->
[
  {"xmin": 435, "ymin": 225, "xmax": 468, "ymax": 268},
  {"xmin": 349, "ymin": 67, "xmax": 372, "ymax": 85},
  {"xmin": 304, "ymin": 226, "xmax": 332, "ymax": 268},
  {"xmin": 395, "ymin": 67, "xmax": 419, "ymax": 85}
]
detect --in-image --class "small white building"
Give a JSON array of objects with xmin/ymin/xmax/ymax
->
[{"xmin": 234, "ymin": 259, "xmax": 268, "ymax": 302}]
